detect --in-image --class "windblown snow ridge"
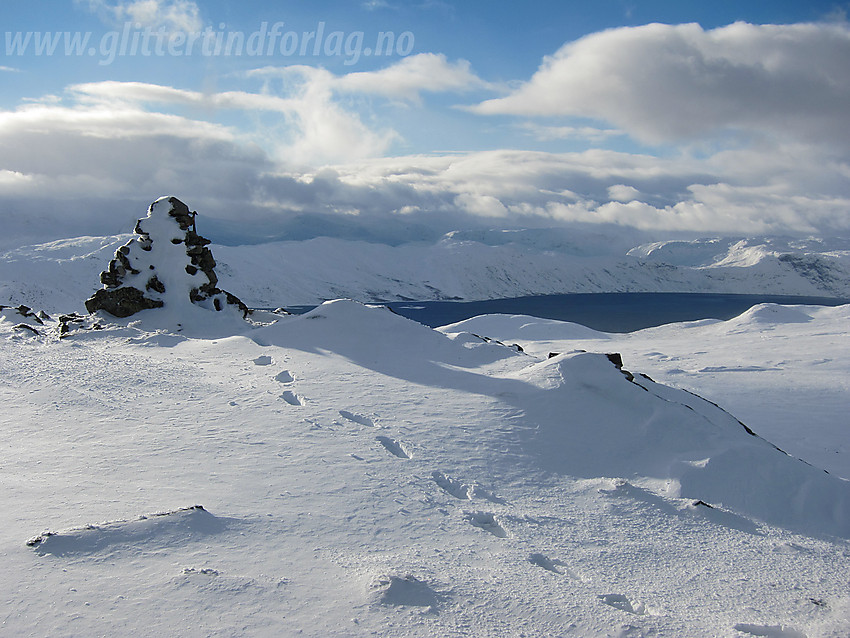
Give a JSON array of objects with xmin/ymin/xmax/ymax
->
[{"xmin": 26, "ymin": 505, "xmax": 225, "ymax": 556}]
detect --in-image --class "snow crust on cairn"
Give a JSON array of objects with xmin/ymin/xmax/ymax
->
[{"xmin": 85, "ymin": 197, "xmax": 248, "ymax": 319}]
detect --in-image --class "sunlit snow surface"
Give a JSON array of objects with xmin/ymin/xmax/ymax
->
[
  {"xmin": 442, "ymin": 303, "xmax": 850, "ymax": 480},
  {"xmin": 2, "ymin": 300, "xmax": 849, "ymax": 637}
]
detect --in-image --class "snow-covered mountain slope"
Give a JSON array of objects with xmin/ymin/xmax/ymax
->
[
  {"xmin": 0, "ymin": 235, "xmax": 127, "ymax": 312},
  {"xmin": 440, "ymin": 302, "xmax": 850, "ymax": 480},
  {"xmin": 2, "ymin": 301, "xmax": 849, "ymax": 636},
  {"xmin": 2, "ymin": 232, "xmax": 849, "ymax": 312}
]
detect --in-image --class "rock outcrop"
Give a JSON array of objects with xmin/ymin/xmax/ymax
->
[
  {"xmin": 0, "ymin": 304, "xmax": 50, "ymax": 335},
  {"xmin": 85, "ymin": 197, "xmax": 248, "ymax": 318}
]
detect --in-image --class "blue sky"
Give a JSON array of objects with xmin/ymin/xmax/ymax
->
[{"xmin": 1, "ymin": 1, "xmax": 849, "ymax": 244}]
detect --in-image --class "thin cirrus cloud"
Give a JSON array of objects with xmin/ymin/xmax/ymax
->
[
  {"xmin": 520, "ymin": 122, "xmax": 623, "ymax": 143},
  {"xmin": 472, "ymin": 21, "xmax": 850, "ymax": 151},
  {"xmin": 332, "ymin": 53, "xmax": 491, "ymax": 102},
  {"xmin": 79, "ymin": 0, "xmax": 204, "ymax": 32},
  {"xmin": 247, "ymin": 53, "xmax": 489, "ymax": 103},
  {"xmin": 69, "ymin": 53, "xmax": 486, "ymax": 110},
  {"xmin": 69, "ymin": 80, "xmax": 303, "ymax": 112}
]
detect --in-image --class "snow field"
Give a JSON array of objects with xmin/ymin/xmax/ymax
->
[
  {"xmin": 442, "ymin": 303, "xmax": 850, "ymax": 479},
  {"xmin": 2, "ymin": 300, "xmax": 850, "ymax": 636}
]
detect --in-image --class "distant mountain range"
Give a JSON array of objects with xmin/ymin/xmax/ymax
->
[{"xmin": 2, "ymin": 230, "xmax": 849, "ymax": 312}]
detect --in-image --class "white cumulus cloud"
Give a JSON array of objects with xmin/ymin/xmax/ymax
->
[
  {"xmin": 67, "ymin": 79, "xmax": 396, "ymax": 165},
  {"xmin": 607, "ymin": 184, "xmax": 642, "ymax": 202},
  {"xmin": 473, "ymin": 22, "xmax": 850, "ymax": 150}
]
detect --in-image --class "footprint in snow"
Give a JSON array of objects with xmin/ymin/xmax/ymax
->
[
  {"xmin": 176, "ymin": 567, "xmax": 286, "ymax": 597},
  {"xmin": 181, "ymin": 567, "xmax": 220, "ymax": 576},
  {"xmin": 274, "ymin": 370, "xmax": 294, "ymax": 383},
  {"xmin": 432, "ymin": 471, "xmax": 504, "ymax": 503},
  {"xmin": 433, "ymin": 471, "xmax": 472, "ymax": 500},
  {"xmin": 279, "ymin": 391, "xmax": 303, "ymax": 406},
  {"xmin": 598, "ymin": 593, "xmax": 647, "ymax": 616},
  {"xmin": 339, "ymin": 410, "xmax": 375, "ymax": 427},
  {"xmin": 528, "ymin": 553, "xmax": 582, "ymax": 579},
  {"xmin": 732, "ymin": 624, "xmax": 807, "ymax": 638},
  {"xmin": 464, "ymin": 511, "xmax": 507, "ymax": 538},
  {"xmin": 376, "ymin": 436, "xmax": 411, "ymax": 459},
  {"xmin": 528, "ymin": 553, "xmax": 563, "ymax": 575}
]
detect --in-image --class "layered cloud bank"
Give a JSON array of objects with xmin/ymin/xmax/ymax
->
[
  {"xmin": 473, "ymin": 22, "xmax": 850, "ymax": 148},
  {"xmin": 0, "ymin": 21, "xmax": 848, "ymax": 247}
]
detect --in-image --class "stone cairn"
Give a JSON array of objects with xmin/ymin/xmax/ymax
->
[{"xmin": 85, "ymin": 197, "xmax": 249, "ymax": 318}]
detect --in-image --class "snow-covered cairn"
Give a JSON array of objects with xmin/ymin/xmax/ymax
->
[{"xmin": 85, "ymin": 197, "xmax": 249, "ymax": 318}]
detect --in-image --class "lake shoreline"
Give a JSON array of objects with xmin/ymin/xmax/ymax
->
[{"xmin": 269, "ymin": 292, "xmax": 850, "ymax": 333}]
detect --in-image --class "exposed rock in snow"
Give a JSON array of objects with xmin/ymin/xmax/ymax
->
[
  {"xmin": 84, "ymin": 197, "xmax": 248, "ymax": 318},
  {"xmin": 0, "ymin": 304, "xmax": 49, "ymax": 335}
]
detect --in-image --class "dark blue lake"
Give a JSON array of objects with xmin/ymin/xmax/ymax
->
[{"xmin": 280, "ymin": 293, "xmax": 850, "ymax": 333}]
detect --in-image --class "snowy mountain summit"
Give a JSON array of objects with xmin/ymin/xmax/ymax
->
[{"xmin": 84, "ymin": 197, "xmax": 248, "ymax": 319}]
